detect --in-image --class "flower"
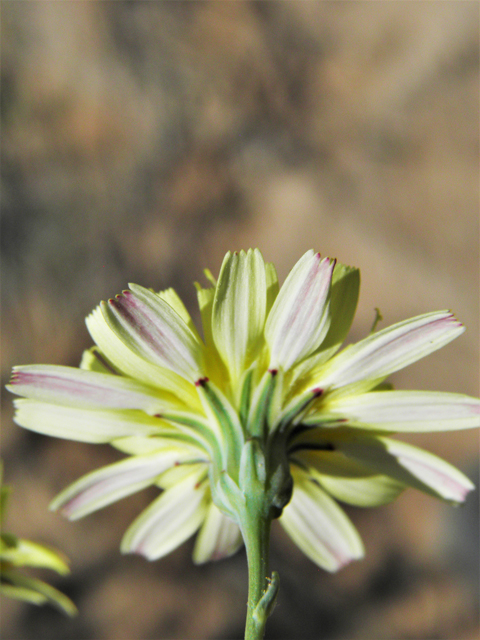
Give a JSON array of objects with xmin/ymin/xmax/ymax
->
[
  {"xmin": 0, "ymin": 463, "xmax": 77, "ymax": 616},
  {"xmin": 7, "ymin": 249, "xmax": 480, "ymax": 572}
]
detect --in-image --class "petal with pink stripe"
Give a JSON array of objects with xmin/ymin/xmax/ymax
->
[
  {"xmin": 322, "ymin": 390, "xmax": 480, "ymax": 432},
  {"xmin": 193, "ymin": 502, "xmax": 243, "ymax": 564},
  {"xmin": 50, "ymin": 448, "xmax": 197, "ymax": 520},
  {"xmin": 86, "ymin": 306, "xmax": 199, "ymax": 405},
  {"xmin": 104, "ymin": 284, "xmax": 204, "ymax": 381},
  {"xmin": 7, "ymin": 365, "xmax": 166, "ymax": 412},
  {"xmin": 314, "ymin": 311, "xmax": 464, "ymax": 393},
  {"xmin": 279, "ymin": 467, "xmax": 364, "ymax": 572},
  {"xmin": 121, "ymin": 466, "xmax": 209, "ymax": 560},
  {"xmin": 338, "ymin": 435, "xmax": 475, "ymax": 503},
  {"xmin": 265, "ymin": 251, "xmax": 335, "ymax": 370}
]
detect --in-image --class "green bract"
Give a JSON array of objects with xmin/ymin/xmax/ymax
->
[{"xmin": 7, "ymin": 249, "xmax": 480, "ymax": 572}]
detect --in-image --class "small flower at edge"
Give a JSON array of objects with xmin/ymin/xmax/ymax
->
[
  {"xmin": 6, "ymin": 249, "xmax": 480, "ymax": 572},
  {"xmin": 0, "ymin": 463, "xmax": 77, "ymax": 616}
]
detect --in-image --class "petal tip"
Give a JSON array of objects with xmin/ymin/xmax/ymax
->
[
  {"xmin": 7, "ymin": 369, "xmax": 22, "ymax": 385},
  {"xmin": 454, "ymin": 480, "xmax": 476, "ymax": 504}
]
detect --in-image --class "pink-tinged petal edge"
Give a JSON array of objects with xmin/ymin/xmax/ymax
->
[
  {"xmin": 266, "ymin": 253, "xmax": 336, "ymax": 369},
  {"xmin": 317, "ymin": 311, "xmax": 464, "ymax": 390},
  {"xmin": 50, "ymin": 451, "xmax": 191, "ymax": 519},
  {"xmin": 105, "ymin": 289, "xmax": 201, "ymax": 380},
  {"xmin": 397, "ymin": 454, "xmax": 474, "ymax": 503},
  {"xmin": 7, "ymin": 365, "xmax": 161, "ymax": 411}
]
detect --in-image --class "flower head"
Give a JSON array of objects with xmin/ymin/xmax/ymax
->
[{"xmin": 8, "ymin": 250, "xmax": 480, "ymax": 572}]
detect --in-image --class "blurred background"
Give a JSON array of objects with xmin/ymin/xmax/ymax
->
[{"xmin": 1, "ymin": 2, "xmax": 478, "ymax": 639}]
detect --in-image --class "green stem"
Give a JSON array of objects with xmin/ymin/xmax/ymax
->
[{"xmin": 241, "ymin": 504, "xmax": 279, "ymax": 640}]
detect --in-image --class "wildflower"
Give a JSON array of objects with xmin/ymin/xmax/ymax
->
[
  {"xmin": 0, "ymin": 463, "xmax": 77, "ymax": 616},
  {"xmin": 7, "ymin": 249, "xmax": 480, "ymax": 639}
]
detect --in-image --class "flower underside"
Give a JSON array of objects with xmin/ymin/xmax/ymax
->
[{"xmin": 8, "ymin": 249, "xmax": 480, "ymax": 572}]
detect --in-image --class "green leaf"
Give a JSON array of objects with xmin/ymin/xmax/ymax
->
[
  {"xmin": 1, "ymin": 539, "xmax": 70, "ymax": 574},
  {"xmin": 1, "ymin": 569, "xmax": 77, "ymax": 616}
]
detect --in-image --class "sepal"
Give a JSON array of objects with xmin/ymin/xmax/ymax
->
[{"xmin": 239, "ymin": 439, "xmax": 267, "ymax": 492}]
